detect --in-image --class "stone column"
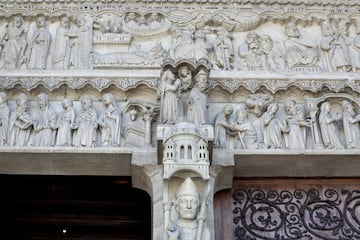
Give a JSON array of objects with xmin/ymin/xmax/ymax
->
[{"xmin": 143, "ymin": 110, "xmax": 156, "ymax": 147}]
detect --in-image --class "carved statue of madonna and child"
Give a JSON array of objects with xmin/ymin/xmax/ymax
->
[{"xmin": 158, "ymin": 61, "xmax": 210, "ymax": 126}]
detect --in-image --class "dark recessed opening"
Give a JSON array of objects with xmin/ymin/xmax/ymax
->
[{"xmin": 0, "ymin": 174, "xmax": 151, "ymax": 240}]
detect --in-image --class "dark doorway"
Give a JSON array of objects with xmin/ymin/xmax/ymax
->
[{"xmin": 0, "ymin": 175, "xmax": 151, "ymax": 240}]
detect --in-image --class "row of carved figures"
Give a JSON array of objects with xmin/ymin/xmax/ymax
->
[
  {"xmin": 214, "ymin": 99, "xmax": 360, "ymax": 150},
  {"xmin": 0, "ymin": 91, "xmax": 359, "ymax": 149},
  {"xmin": 0, "ymin": 92, "xmax": 121, "ymax": 147},
  {"xmin": 2, "ymin": 12, "xmax": 360, "ymax": 72},
  {"xmin": 0, "ymin": 14, "xmax": 92, "ymax": 70}
]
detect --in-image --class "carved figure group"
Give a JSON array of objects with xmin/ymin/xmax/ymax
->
[
  {"xmin": 0, "ymin": 92, "xmax": 123, "ymax": 147},
  {"xmin": 159, "ymin": 67, "xmax": 209, "ymax": 125},
  {"xmin": 0, "ymin": 14, "xmax": 91, "ymax": 70},
  {"xmin": 213, "ymin": 97, "xmax": 360, "ymax": 150},
  {"xmin": 1, "ymin": 12, "xmax": 360, "ymax": 72}
]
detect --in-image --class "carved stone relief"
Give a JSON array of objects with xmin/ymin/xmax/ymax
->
[{"xmin": 0, "ymin": 7, "xmax": 358, "ymax": 73}]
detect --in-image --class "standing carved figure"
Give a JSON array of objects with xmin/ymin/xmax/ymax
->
[
  {"xmin": 214, "ymin": 105, "xmax": 234, "ymax": 148},
  {"xmin": 53, "ymin": 15, "xmax": 71, "ymax": 69},
  {"xmin": 342, "ymin": 100, "xmax": 360, "ymax": 149},
  {"xmin": 318, "ymin": 102, "xmax": 344, "ymax": 149},
  {"xmin": 9, "ymin": 93, "xmax": 33, "ymax": 146},
  {"xmin": 27, "ymin": 15, "xmax": 51, "ymax": 69},
  {"xmin": 32, "ymin": 93, "xmax": 57, "ymax": 146},
  {"xmin": 159, "ymin": 70, "xmax": 182, "ymax": 124},
  {"xmin": 98, "ymin": 93, "xmax": 122, "ymax": 147},
  {"xmin": 320, "ymin": 20, "xmax": 337, "ymax": 71},
  {"xmin": 73, "ymin": 95, "xmax": 98, "ymax": 147},
  {"xmin": 187, "ymin": 70, "xmax": 209, "ymax": 125},
  {"xmin": 68, "ymin": 16, "xmax": 92, "ymax": 69},
  {"xmin": 56, "ymin": 98, "xmax": 76, "ymax": 146},
  {"xmin": 349, "ymin": 18, "xmax": 360, "ymax": 72},
  {"xmin": 213, "ymin": 28, "xmax": 233, "ymax": 70},
  {"xmin": 1, "ymin": 15, "xmax": 27, "ymax": 69},
  {"xmin": 0, "ymin": 92, "xmax": 10, "ymax": 146},
  {"xmin": 233, "ymin": 104, "xmax": 258, "ymax": 149},
  {"xmin": 178, "ymin": 66, "xmax": 192, "ymax": 116},
  {"xmin": 165, "ymin": 177, "xmax": 211, "ymax": 240},
  {"xmin": 283, "ymin": 100, "xmax": 310, "ymax": 149},
  {"xmin": 331, "ymin": 20, "xmax": 352, "ymax": 72},
  {"xmin": 262, "ymin": 102, "xmax": 286, "ymax": 149}
]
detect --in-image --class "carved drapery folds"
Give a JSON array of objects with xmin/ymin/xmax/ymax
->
[
  {"xmin": 214, "ymin": 93, "xmax": 360, "ymax": 150},
  {"xmin": 0, "ymin": 8, "xmax": 360, "ymax": 73}
]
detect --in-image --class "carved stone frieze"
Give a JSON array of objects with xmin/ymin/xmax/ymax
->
[{"xmin": 0, "ymin": 7, "xmax": 359, "ymax": 72}]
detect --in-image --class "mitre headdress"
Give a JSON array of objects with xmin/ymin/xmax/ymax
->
[{"xmin": 175, "ymin": 177, "xmax": 199, "ymax": 199}]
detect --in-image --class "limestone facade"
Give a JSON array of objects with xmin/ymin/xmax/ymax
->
[{"xmin": 1, "ymin": 0, "xmax": 360, "ymax": 239}]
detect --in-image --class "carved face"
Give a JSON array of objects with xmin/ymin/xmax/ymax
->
[
  {"xmin": 321, "ymin": 102, "xmax": 330, "ymax": 113},
  {"xmin": 224, "ymin": 105, "xmax": 234, "ymax": 118},
  {"xmin": 285, "ymin": 101, "xmax": 296, "ymax": 115},
  {"xmin": 127, "ymin": 13, "xmax": 137, "ymax": 22},
  {"xmin": 102, "ymin": 95, "xmax": 112, "ymax": 106},
  {"xmin": 338, "ymin": 21, "xmax": 348, "ymax": 36},
  {"xmin": 13, "ymin": 16, "xmax": 23, "ymax": 28},
  {"xmin": 268, "ymin": 103, "xmax": 278, "ymax": 114},
  {"xmin": 81, "ymin": 98, "xmax": 91, "ymax": 110},
  {"xmin": 176, "ymin": 195, "xmax": 199, "ymax": 220},
  {"xmin": 62, "ymin": 99, "xmax": 72, "ymax": 110},
  {"xmin": 36, "ymin": 16, "xmax": 46, "ymax": 28},
  {"xmin": 150, "ymin": 13, "xmax": 160, "ymax": 22},
  {"xmin": 246, "ymin": 32, "xmax": 260, "ymax": 50},
  {"xmin": 286, "ymin": 22, "xmax": 300, "ymax": 38},
  {"xmin": 236, "ymin": 109, "xmax": 247, "ymax": 122},
  {"xmin": 37, "ymin": 95, "xmax": 48, "ymax": 110},
  {"xmin": 195, "ymin": 74, "xmax": 208, "ymax": 90},
  {"xmin": 61, "ymin": 16, "xmax": 70, "ymax": 28},
  {"xmin": 129, "ymin": 109, "xmax": 137, "ymax": 121},
  {"xmin": 260, "ymin": 35, "xmax": 273, "ymax": 51}
]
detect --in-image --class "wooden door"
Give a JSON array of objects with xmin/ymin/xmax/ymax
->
[{"xmin": 0, "ymin": 175, "xmax": 151, "ymax": 240}]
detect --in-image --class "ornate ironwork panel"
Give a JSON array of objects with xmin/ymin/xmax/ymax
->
[{"xmin": 233, "ymin": 188, "xmax": 360, "ymax": 240}]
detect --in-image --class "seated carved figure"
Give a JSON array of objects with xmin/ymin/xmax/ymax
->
[
  {"xmin": 284, "ymin": 21, "xmax": 319, "ymax": 68},
  {"xmin": 166, "ymin": 177, "xmax": 210, "ymax": 240},
  {"xmin": 238, "ymin": 31, "xmax": 263, "ymax": 70}
]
